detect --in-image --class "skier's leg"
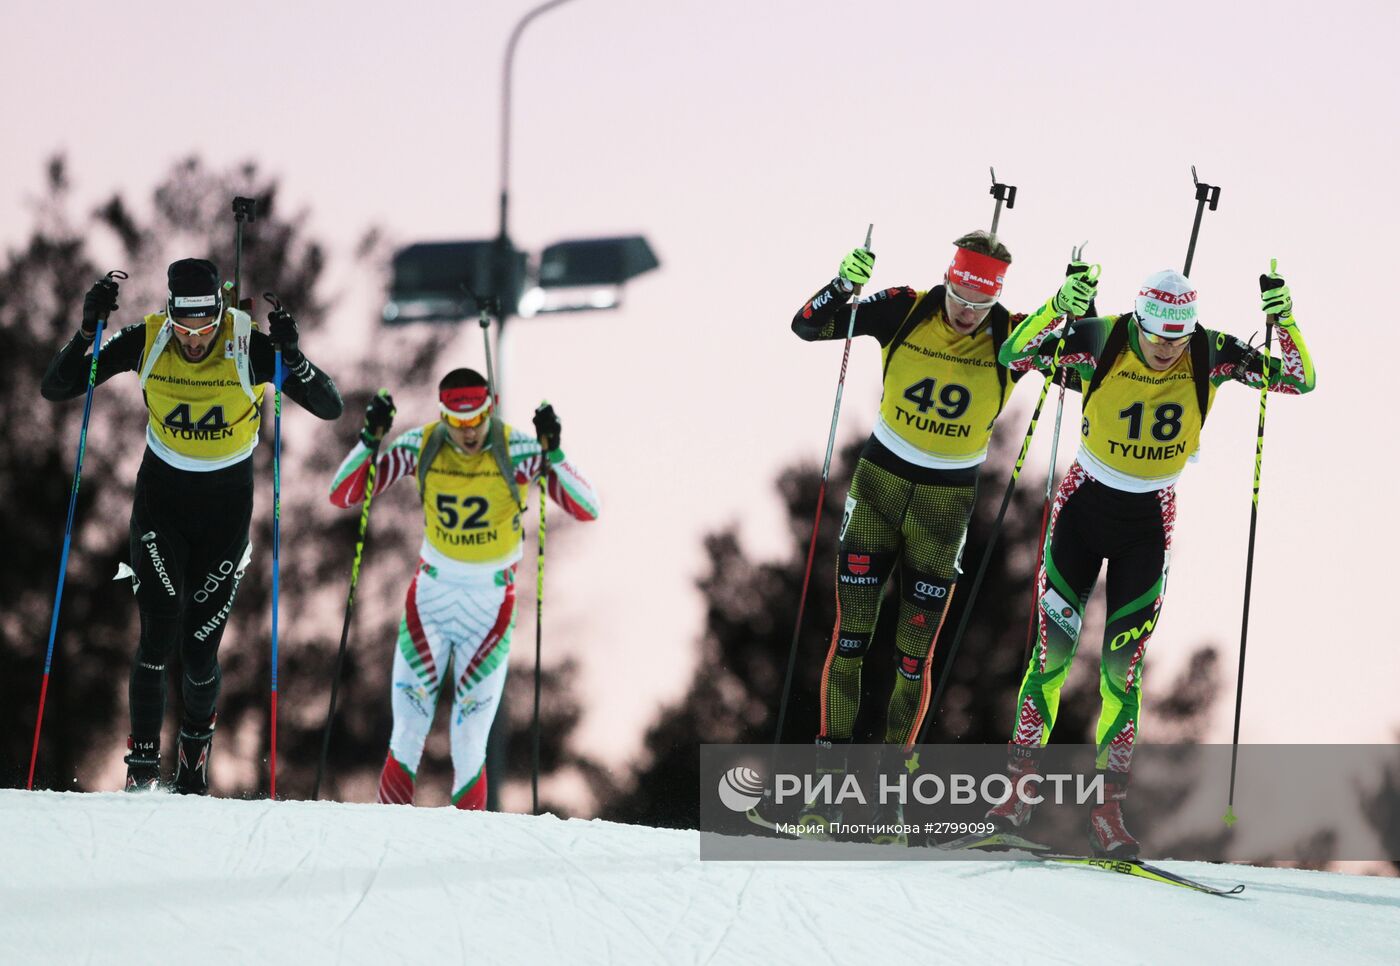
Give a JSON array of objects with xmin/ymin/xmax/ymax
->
[
  {"xmin": 1094, "ymin": 485, "xmax": 1175, "ymax": 775},
  {"xmin": 819, "ymin": 458, "xmax": 905, "ymax": 742},
  {"xmin": 1085, "ymin": 485, "xmax": 1171, "ymax": 858},
  {"xmin": 883, "ymin": 468, "xmax": 977, "ymax": 746},
  {"xmin": 172, "ymin": 483, "xmax": 253, "ymax": 795},
  {"xmin": 446, "ymin": 570, "xmax": 516, "ymax": 811},
  {"xmin": 125, "ymin": 467, "xmax": 190, "ymax": 753},
  {"xmin": 380, "ymin": 566, "xmax": 450, "ymax": 804},
  {"xmin": 1009, "ymin": 464, "xmax": 1103, "ymax": 749}
]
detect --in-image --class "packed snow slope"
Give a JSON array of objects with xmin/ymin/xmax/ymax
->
[{"xmin": 3, "ymin": 789, "xmax": 1398, "ymax": 965}]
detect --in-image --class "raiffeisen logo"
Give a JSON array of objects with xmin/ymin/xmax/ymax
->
[{"xmin": 717, "ymin": 766, "xmax": 766, "ymax": 812}]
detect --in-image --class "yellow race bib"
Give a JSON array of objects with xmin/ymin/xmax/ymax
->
[
  {"xmin": 140, "ymin": 313, "xmax": 263, "ymax": 468},
  {"xmin": 1081, "ymin": 344, "xmax": 1215, "ymax": 487},
  {"xmin": 419, "ymin": 421, "xmax": 524, "ymax": 563},
  {"xmin": 878, "ymin": 295, "xmax": 1009, "ymax": 462}
]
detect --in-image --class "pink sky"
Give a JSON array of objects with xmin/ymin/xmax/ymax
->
[{"xmin": 5, "ymin": 0, "xmax": 1398, "ymax": 778}]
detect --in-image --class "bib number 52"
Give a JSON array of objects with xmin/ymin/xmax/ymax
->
[{"xmin": 436, "ymin": 494, "xmax": 490, "ymax": 530}]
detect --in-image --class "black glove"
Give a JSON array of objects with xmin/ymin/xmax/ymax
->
[
  {"xmin": 533, "ymin": 402, "xmax": 561, "ymax": 454},
  {"xmin": 267, "ymin": 308, "xmax": 301, "ymax": 358},
  {"xmin": 81, "ymin": 278, "xmax": 120, "ymax": 337},
  {"xmin": 361, "ymin": 389, "xmax": 396, "ymax": 447}
]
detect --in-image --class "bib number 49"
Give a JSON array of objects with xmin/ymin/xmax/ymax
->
[{"xmin": 902, "ymin": 378, "xmax": 970, "ymax": 420}]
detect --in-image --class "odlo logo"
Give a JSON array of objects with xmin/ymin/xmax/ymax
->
[{"xmin": 717, "ymin": 766, "xmax": 766, "ymax": 812}]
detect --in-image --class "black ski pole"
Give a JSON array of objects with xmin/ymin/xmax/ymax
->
[
  {"xmin": 1223, "ymin": 260, "xmax": 1280, "ymax": 826},
  {"xmin": 1183, "ymin": 166, "xmax": 1220, "ymax": 277},
  {"xmin": 532, "ymin": 406, "xmax": 549, "ymax": 815},
  {"xmin": 988, "ymin": 167, "xmax": 1016, "ymax": 248},
  {"xmin": 771, "ymin": 223, "xmax": 874, "ymax": 747},
  {"xmin": 313, "ymin": 426, "xmax": 385, "ymax": 801},
  {"xmin": 28, "ymin": 269, "xmax": 126, "ymax": 789},
  {"xmin": 912, "ymin": 252, "xmax": 1097, "ymax": 748}
]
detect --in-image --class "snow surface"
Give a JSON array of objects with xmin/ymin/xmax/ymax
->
[{"xmin": 3, "ymin": 789, "xmax": 1398, "ymax": 965}]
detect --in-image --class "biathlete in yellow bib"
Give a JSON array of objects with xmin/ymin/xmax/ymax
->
[
  {"xmin": 328, "ymin": 369, "xmax": 600, "ymax": 810},
  {"xmin": 790, "ymin": 233, "xmax": 1101, "ymax": 766},
  {"xmin": 40, "ymin": 258, "xmax": 344, "ymax": 794},
  {"xmin": 987, "ymin": 265, "xmax": 1316, "ymax": 857}
]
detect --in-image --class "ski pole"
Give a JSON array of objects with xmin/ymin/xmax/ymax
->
[
  {"xmin": 910, "ymin": 252, "xmax": 1095, "ymax": 749},
  {"xmin": 263, "ymin": 293, "xmax": 283, "ymax": 800},
  {"xmin": 1223, "ymin": 259, "xmax": 1279, "ymax": 826},
  {"xmin": 772, "ymin": 223, "xmax": 873, "ymax": 747},
  {"xmin": 1019, "ymin": 244, "xmax": 1093, "ymax": 667},
  {"xmin": 231, "ymin": 196, "xmax": 257, "ymax": 307},
  {"xmin": 532, "ymin": 403, "xmax": 550, "ymax": 815},
  {"xmin": 27, "ymin": 269, "xmax": 126, "ymax": 790},
  {"xmin": 313, "ymin": 427, "xmax": 384, "ymax": 801},
  {"xmin": 987, "ymin": 167, "xmax": 1017, "ymax": 248},
  {"xmin": 1183, "ymin": 166, "xmax": 1221, "ymax": 277}
]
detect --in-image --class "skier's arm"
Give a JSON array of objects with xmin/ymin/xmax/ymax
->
[
  {"xmin": 1208, "ymin": 320, "xmax": 1316, "ymax": 395},
  {"xmin": 791, "ymin": 279, "xmax": 917, "ymax": 345},
  {"xmin": 507, "ymin": 428, "xmax": 600, "ymax": 522},
  {"xmin": 39, "ymin": 322, "xmax": 144, "ymax": 400},
  {"xmin": 251, "ymin": 326, "xmax": 344, "ymax": 420},
  {"xmin": 999, "ymin": 301, "xmax": 1106, "ymax": 386},
  {"xmin": 329, "ymin": 426, "xmax": 423, "ymax": 508}
]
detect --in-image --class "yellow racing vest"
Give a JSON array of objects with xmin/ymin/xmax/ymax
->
[
  {"xmin": 417, "ymin": 420, "xmax": 525, "ymax": 564},
  {"xmin": 877, "ymin": 294, "xmax": 1010, "ymax": 467},
  {"xmin": 138, "ymin": 312, "xmax": 263, "ymax": 471},
  {"xmin": 1079, "ymin": 343, "xmax": 1217, "ymax": 491}
]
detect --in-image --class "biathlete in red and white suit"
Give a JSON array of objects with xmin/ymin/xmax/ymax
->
[{"xmin": 329, "ymin": 368, "xmax": 599, "ymax": 809}]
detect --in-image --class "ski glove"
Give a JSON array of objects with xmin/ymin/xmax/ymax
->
[
  {"xmin": 361, "ymin": 389, "xmax": 396, "ymax": 447},
  {"xmin": 267, "ymin": 308, "xmax": 301, "ymax": 358},
  {"xmin": 838, "ymin": 248, "xmax": 875, "ymax": 287},
  {"xmin": 81, "ymin": 277, "xmax": 120, "ymax": 337},
  {"xmin": 1259, "ymin": 261, "xmax": 1293, "ymax": 323},
  {"xmin": 533, "ymin": 402, "xmax": 562, "ymax": 454},
  {"xmin": 1053, "ymin": 261, "xmax": 1098, "ymax": 317}
]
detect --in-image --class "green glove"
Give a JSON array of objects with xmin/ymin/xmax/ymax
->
[
  {"xmin": 1259, "ymin": 259, "xmax": 1293, "ymax": 322},
  {"xmin": 1053, "ymin": 261, "xmax": 1099, "ymax": 317},
  {"xmin": 838, "ymin": 248, "xmax": 875, "ymax": 287}
]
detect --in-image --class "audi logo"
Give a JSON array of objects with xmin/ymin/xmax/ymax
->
[{"xmin": 914, "ymin": 581, "xmax": 948, "ymax": 598}]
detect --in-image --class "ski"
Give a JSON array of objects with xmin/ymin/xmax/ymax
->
[
  {"xmin": 942, "ymin": 835, "xmax": 1245, "ymax": 896},
  {"xmin": 1040, "ymin": 855, "xmax": 1246, "ymax": 897}
]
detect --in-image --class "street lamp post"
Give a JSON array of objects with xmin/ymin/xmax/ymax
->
[
  {"xmin": 491, "ymin": 0, "xmax": 579, "ymax": 401},
  {"xmin": 484, "ymin": 0, "xmax": 578, "ymax": 811}
]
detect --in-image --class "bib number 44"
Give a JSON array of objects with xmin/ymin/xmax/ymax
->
[{"xmin": 163, "ymin": 403, "xmax": 228, "ymax": 432}]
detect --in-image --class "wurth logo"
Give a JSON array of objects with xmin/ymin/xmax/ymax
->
[
  {"xmin": 847, "ymin": 554, "xmax": 871, "ymax": 575},
  {"xmin": 898, "ymin": 655, "xmax": 922, "ymax": 680}
]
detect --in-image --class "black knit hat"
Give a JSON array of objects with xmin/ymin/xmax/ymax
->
[{"xmin": 166, "ymin": 258, "xmax": 222, "ymax": 319}]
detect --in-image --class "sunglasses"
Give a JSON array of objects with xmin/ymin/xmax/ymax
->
[
  {"xmin": 1138, "ymin": 328, "xmax": 1191, "ymax": 347},
  {"xmin": 442, "ymin": 408, "xmax": 490, "ymax": 429},
  {"xmin": 170, "ymin": 318, "xmax": 220, "ymax": 337},
  {"xmin": 946, "ymin": 285, "xmax": 998, "ymax": 313}
]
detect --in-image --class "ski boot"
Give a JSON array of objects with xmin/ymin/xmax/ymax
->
[
  {"xmin": 986, "ymin": 742, "xmax": 1041, "ymax": 832},
  {"xmin": 124, "ymin": 737, "xmax": 161, "ymax": 792},
  {"xmin": 174, "ymin": 715, "xmax": 216, "ymax": 796},
  {"xmin": 870, "ymin": 746, "xmax": 910, "ymax": 846},
  {"xmin": 796, "ymin": 739, "xmax": 848, "ymax": 838},
  {"xmin": 1088, "ymin": 771, "xmax": 1139, "ymax": 860}
]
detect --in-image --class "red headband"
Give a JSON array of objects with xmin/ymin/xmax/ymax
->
[
  {"xmin": 947, "ymin": 247, "xmax": 1010, "ymax": 297},
  {"xmin": 440, "ymin": 385, "xmax": 491, "ymax": 414}
]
